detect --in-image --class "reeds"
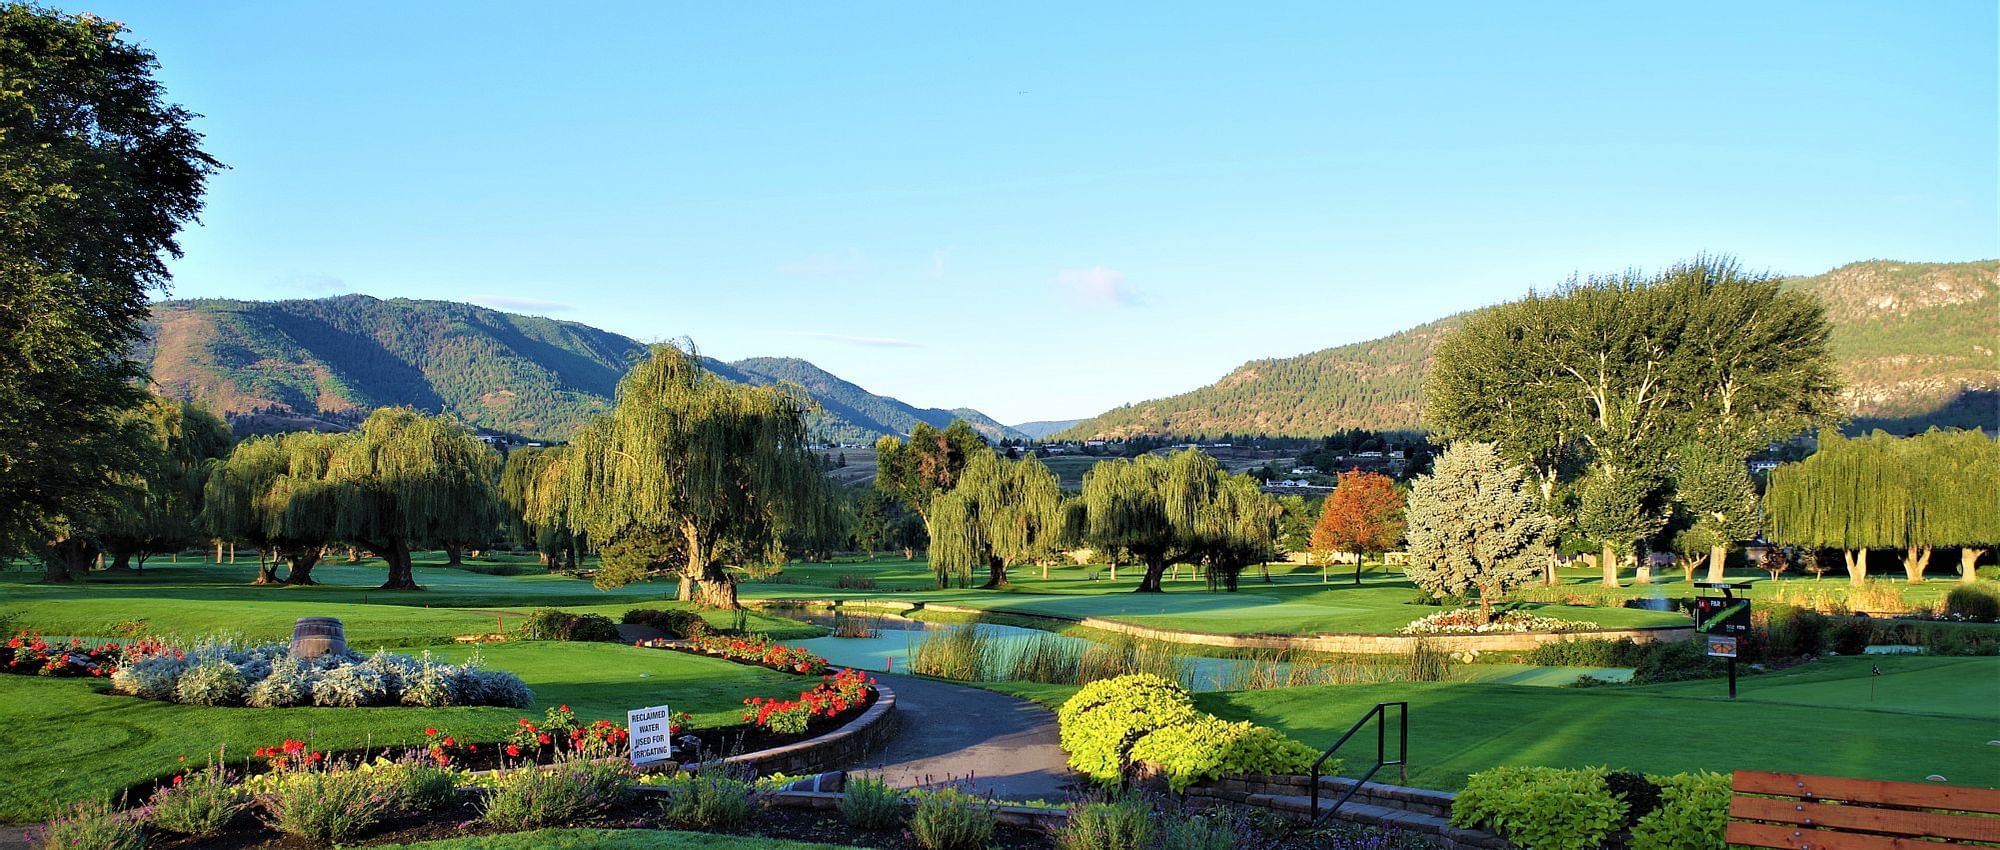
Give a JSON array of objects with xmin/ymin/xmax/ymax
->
[
  {"xmin": 831, "ymin": 612, "xmax": 882, "ymax": 639},
  {"xmin": 909, "ymin": 625, "xmax": 992, "ymax": 680}
]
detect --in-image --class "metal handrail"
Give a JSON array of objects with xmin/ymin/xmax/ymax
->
[{"xmin": 1308, "ymin": 701, "xmax": 1407, "ymax": 823}]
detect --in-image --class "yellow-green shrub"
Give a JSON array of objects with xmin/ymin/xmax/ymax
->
[
  {"xmin": 1127, "ymin": 715, "xmax": 1320, "ymax": 791},
  {"xmin": 1450, "ymin": 766, "xmax": 1624, "ymax": 850},
  {"xmin": 1056, "ymin": 674, "xmax": 1198, "ymax": 782},
  {"xmin": 1631, "ymin": 771, "xmax": 1729, "ymax": 850}
]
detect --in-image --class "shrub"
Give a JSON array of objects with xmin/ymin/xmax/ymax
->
[
  {"xmin": 1631, "ymin": 638, "xmax": 1723, "ymax": 684},
  {"xmin": 1128, "ymin": 715, "xmax": 1319, "ymax": 791},
  {"xmin": 653, "ymin": 767, "xmax": 758, "ymax": 830},
  {"xmin": 245, "ymin": 656, "xmax": 316, "ymax": 708},
  {"xmin": 310, "ymin": 663, "xmax": 390, "ymax": 707},
  {"xmin": 481, "ymin": 757, "xmax": 632, "ymax": 829},
  {"xmin": 375, "ymin": 760, "xmax": 460, "ymax": 814},
  {"xmin": 520, "ymin": 609, "xmax": 622, "ymax": 642},
  {"xmin": 452, "ymin": 665, "xmax": 536, "ymax": 708},
  {"xmin": 909, "ymin": 788, "xmax": 997, "ymax": 850},
  {"xmin": 1058, "ymin": 674, "xmax": 1200, "ymax": 783},
  {"xmin": 836, "ymin": 776, "xmax": 903, "ymax": 830},
  {"xmin": 1756, "ymin": 605, "xmax": 1828, "ymax": 659},
  {"xmin": 258, "ymin": 768, "xmax": 394, "ymax": 845},
  {"xmin": 173, "ymin": 659, "xmax": 247, "ymax": 706},
  {"xmin": 1631, "ymin": 771, "xmax": 1729, "ymax": 850},
  {"xmin": 1161, "ymin": 814, "xmax": 1239, "ymax": 850},
  {"xmin": 398, "ymin": 658, "xmax": 461, "ymax": 707},
  {"xmin": 1944, "ymin": 585, "xmax": 2000, "ymax": 622},
  {"xmin": 621, "ymin": 607, "xmax": 711, "ymax": 638},
  {"xmin": 910, "ymin": 624, "xmax": 992, "ymax": 680},
  {"xmin": 1451, "ymin": 766, "xmax": 1625, "ymax": 850},
  {"xmin": 148, "ymin": 761, "xmax": 245, "ymax": 837},
  {"xmin": 834, "ymin": 573, "xmax": 877, "ymax": 589},
  {"xmin": 110, "ymin": 654, "xmax": 184, "ymax": 700},
  {"xmin": 1055, "ymin": 794, "xmax": 1157, "ymax": 850},
  {"xmin": 1520, "ymin": 637, "xmax": 1650, "ymax": 668},
  {"xmin": 1829, "ymin": 617, "xmax": 1872, "ymax": 655},
  {"xmin": 33, "ymin": 798, "xmax": 147, "ymax": 850}
]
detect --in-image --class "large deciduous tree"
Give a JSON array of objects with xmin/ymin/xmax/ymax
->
[
  {"xmin": 100, "ymin": 397, "xmax": 231, "ymax": 570},
  {"xmin": 1768, "ymin": 429, "xmax": 1999, "ymax": 584},
  {"xmin": 203, "ymin": 431, "xmax": 345, "ymax": 585},
  {"xmin": 928, "ymin": 452, "xmax": 1064, "ymax": 588},
  {"xmin": 1403, "ymin": 442, "xmax": 1555, "ymax": 622},
  {"xmin": 332, "ymin": 408, "xmax": 502, "ymax": 590},
  {"xmin": 1670, "ymin": 441, "xmax": 1761, "ymax": 582},
  {"xmin": 547, "ymin": 343, "xmax": 830, "ymax": 609},
  {"xmin": 874, "ymin": 420, "xmax": 987, "ymax": 524},
  {"xmin": 1309, "ymin": 470, "xmax": 1406, "ymax": 585},
  {"xmin": 1425, "ymin": 257, "xmax": 1839, "ymax": 587},
  {"xmin": 1, "ymin": 7, "xmax": 219, "ymax": 578},
  {"xmin": 1078, "ymin": 449, "xmax": 1217, "ymax": 593}
]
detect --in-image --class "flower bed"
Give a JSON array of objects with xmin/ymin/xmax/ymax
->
[
  {"xmin": 656, "ymin": 634, "xmax": 830, "ymax": 675},
  {"xmin": 1399, "ymin": 609, "xmax": 1600, "ymax": 635},
  {"xmin": 92, "ymin": 636, "xmax": 533, "ymax": 709},
  {"xmin": 742, "ymin": 668, "xmax": 876, "ymax": 734},
  {"xmin": 1, "ymin": 631, "xmax": 165, "ymax": 678}
]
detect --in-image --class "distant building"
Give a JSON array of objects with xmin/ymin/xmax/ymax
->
[
  {"xmin": 1748, "ymin": 460, "xmax": 1780, "ymax": 474},
  {"xmin": 1289, "ymin": 465, "xmax": 1318, "ymax": 474}
]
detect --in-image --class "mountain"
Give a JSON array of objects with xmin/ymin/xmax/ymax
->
[
  {"xmin": 140, "ymin": 295, "xmax": 1021, "ymax": 443},
  {"xmin": 1057, "ymin": 260, "xmax": 1999, "ymax": 440},
  {"xmin": 1013, "ymin": 419, "xmax": 1084, "ymax": 439}
]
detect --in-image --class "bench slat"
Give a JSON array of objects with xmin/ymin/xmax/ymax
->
[
  {"xmin": 1727, "ymin": 821, "xmax": 1963, "ymax": 850},
  {"xmin": 1732, "ymin": 796, "xmax": 2000, "ymax": 843},
  {"xmin": 1734, "ymin": 771, "xmax": 2000, "ymax": 815}
]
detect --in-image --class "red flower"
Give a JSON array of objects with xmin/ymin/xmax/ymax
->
[
  {"xmin": 506, "ymin": 744, "xmax": 521, "ymax": 757},
  {"xmin": 171, "ymin": 774, "xmax": 183, "ymax": 786},
  {"xmin": 425, "ymin": 727, "xmax": 438, "ymax": 736},
  {"xmin": 442, "ymin": 737, "xmax": 455, "ymax": 747},
  {"xmin": 537, "ymin": 734, "xmax": 551, "ymax": 746}
]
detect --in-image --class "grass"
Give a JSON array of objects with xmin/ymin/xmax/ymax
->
[
  {"xmin": 383, "ymin": 828, "xmax": 871, "ymax": 849},
  {"xmin": 982, "ymin": 655, "xmax": 2000, "ymax": 791},
  {"xmin": 0, "ymin": 642, "xmax": 806, "ymax": 824}
]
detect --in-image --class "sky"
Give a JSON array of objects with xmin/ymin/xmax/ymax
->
[{"xmin": 66, "ymin": 1, "xmax": 2000, "ymax": 425}]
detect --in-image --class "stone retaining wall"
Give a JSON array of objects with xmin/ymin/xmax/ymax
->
[
  {"xmin": 706, "ymin": 682, "xmax": 899, "ymax": 776},
  {"xmin": 1189, "ymin": 774, "xmax": 1512, "ymax": 850},
  {"xmin": 753, "ymin": 598, "xmax": 1692, "ymax": 654}
]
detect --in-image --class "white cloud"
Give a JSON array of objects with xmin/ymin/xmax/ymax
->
[
  {"xmin": 1054, "ymin": 266, "xmax": 1142, "ymax": 308},
  {"xmin": 471, "ymin": 295, "xmax": 573, "ymax": 312},
  {"xmin": 777, "ymin": 248, "xmax": 869, "ymax": 277},
  {"xmin": 791, "ymin": 331, "xmax": 921, "ymax": 348}
]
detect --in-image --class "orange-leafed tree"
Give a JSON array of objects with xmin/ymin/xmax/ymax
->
[{"xmin": 1310, "ymin": 470, "xmax": 1407, "ymax": 585}]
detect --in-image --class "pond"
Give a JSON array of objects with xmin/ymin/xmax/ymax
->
[{"xmin": 778, "ymin": 608, "xmax": 1630, "ymax": 691}]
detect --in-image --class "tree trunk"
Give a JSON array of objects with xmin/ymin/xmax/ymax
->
[
  {"xmin": 284, "ymin": 549, "xmax": 321, "ymax": 585},
  {"xmin": 105, "ymin": 550, "xmax": 136, "ymax": 572},
  {"xmin": 538, "ymin": 551, "xmax": 552, "ymax": 567},
  {"xmin": 1353, "ymin": 552, "xmax": 1364, "ymax": 586},
  {"xmin": 1681, "ymin": 553, "xmax": 1705, "ymax": 584},
  {"xmin": 676, "ymin": 573, "xmax": 695, "ymax": 602},
  {"xmin": 1477, "ymin": 584, "xmax": 1495, "ymax": 624},
  {"xmin": 253, "ymin": 555, "xmax": 281, "ymax": 584},
  {"xmin": 1963, "ymin": 548, "xmax": 1987, "ymax": 583},
  {"xmin": 690, "ymin": 560, "xmax": 740, "ymax": 610},
  {"xmin": 979, "ymin": 556, "xmax": 1008, "ymax": 589},
  {"xmin": 1133, "ymin": 555, "xmax": 1167, "ymax": 592},
  {"xmin": 1544, "ymin": 553, "xmax": 1559, "ymax": 586},
  {"xmin": 1902, "ymin": 547, "xmax": 1930, "ymax": 583},
  {"xmin": 1707, "ymin": 544, "xmax": 1728, "ymax": 582},
  {"xmin": 1601, "ymin": 543, "xmax": 1620, "ymax": 588},
  {"xmin": 902, "ymin": 546, "xmax": 915, "ymax": 561},
  {"xmin": 1634, "ymin": 555, "xmax": 1651, "ymax": 585},
  {"xmin": 446, "ymin": 545, "xmax": 463, "ymax": 566},
  {"xmin": 215, "ymin": 540, "xmax": 225, "ymax": 564},
  {"xmin": 43, "ymin": 538, "xmax": 95, "ymax": 582},
  {"xmin": 377, "ymin": 538, "xmax": 422, "ymax": 589},
  {"xmin": 1844, "ymin": 548, "xmax": 1868, "ymax": 585}
]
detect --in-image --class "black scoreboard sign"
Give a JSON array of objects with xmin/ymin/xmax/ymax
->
[{"xmin": 1693, "ymin": 597, "xmax": 1751, "ymax": 636}]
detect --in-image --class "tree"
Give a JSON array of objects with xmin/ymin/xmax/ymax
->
[
  {"xmin": 1196, "ymin": 472, "xmax": 1281, "ymax": 592},
  {"xmin": 202, "ymin": 431, "xmax": 344, "ymax": 585},
  {"xmin": 1078, "ymin": 449, "xmax": 1217, "ymax": 593},
  {"xmin": 928, "ymin": 452, "xmax": 1064, "ymax": 588},
  {"xmin": 1, "ymin": 7, "xmax": 219, "ymax": 578},
  {"xmin": 1671, "ymin": 441, "xmax": 1762, "ymax": 582},
  {"xmin": 1402, "ymin": 442, "xmax": 1555, "ymax": 622},
  {"xmin": 500, "ymin": 446, "xmax": 579, "ymax": 569},
  {"xmin": 332, "ymin": 408, "xmax": 502, "ymax": 590},
  {"xmin": 99, "ymin": 397, "xmax": 232, "ymax": 570},
  {"xmin": 1575, "ymin": 465, "xmax": 1667, "ymax": 587},
  {"xmin": 1309, "ymin": 470, "xmax": 1406, "ymax": 585},
  {"xmin": 1766, "ymin": 429, "xmax": 1998, "ymax": 585},
  {"xmin": 1760, "ymin": 547, "xmax": 1792, "ymax": 582},
  {"xmin": 546, "ymin": 343, "xmax": 830, "ymax": 609},
  {"xmin": 874, "ymin": 420, "xmax": 988, "ymax": 525}
]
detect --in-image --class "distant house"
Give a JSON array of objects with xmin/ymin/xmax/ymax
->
[
  {"xmin": 1748, "ymin": 460, "xmax": 1780, "ymax": 474},
  {"xmin": 1290, "ymin": 465, "xmax": 1319, "ymax": 474},
  {"xmin": 1084, "ymin": 439, "xmax": 1108, "ymax": 447}
]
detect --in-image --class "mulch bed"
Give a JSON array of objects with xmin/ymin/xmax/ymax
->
[{"xmin": 145, "ymin": 794, "xmax": 1054, "ymax": 849}]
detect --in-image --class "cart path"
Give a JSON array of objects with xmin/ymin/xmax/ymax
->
[{"xmin": 853, "ymin": 673, "xmax": 1074, "ymax": 802}]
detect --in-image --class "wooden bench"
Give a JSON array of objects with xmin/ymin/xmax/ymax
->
[{"xmin": 1728, "ymin": 770, "xmax": 2000, "ymax": 849}]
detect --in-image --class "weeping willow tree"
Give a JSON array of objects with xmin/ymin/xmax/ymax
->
[
  {"xmin": 99, "ymin": 397, "xmax": 231, "ymax": 571},
  {"xmin": 1078, "ymin": 449, "xmax": 1217, "ymax": 593},
  {"xmin": 1767, "ymin": 429, "xmax": 1998, "ymax": 584},
  {"xmin": 500, "ymin": 446, "xmax": 581, "ymax": 569},
  {"xmin": 331, "ymin": 408, "xmax": 501, "ymax": 590},
  {"xmin": 1197, "ymin": 472, "xmax": 1281, "ymax": 592},
  {"xmin": 928, "ymin": 452, "xmax": 1063, "ymax": 588},
  {"xmin": 547, "ymin": 343, "xmax": 830, "ymax": 609},
  {"xmin": 202, "ymin": 431, "xmax": 345, "ymax": 585}
]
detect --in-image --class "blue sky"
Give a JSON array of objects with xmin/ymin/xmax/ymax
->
[{"xmin": 76, "ymin": 1, "xmax": 1998, "ymax": 425}]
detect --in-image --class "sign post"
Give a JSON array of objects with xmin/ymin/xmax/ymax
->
[
  {"xmin": 1693, "ymin": 581, "xmax": 1751, "ymax": 699},
  {"xmin": 627, "ymin": 704, "xmax": 673, "ymax": 767}
]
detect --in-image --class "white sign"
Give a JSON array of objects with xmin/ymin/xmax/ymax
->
[{"xmin": 627, "ymin": 704, "xmax": 673, "ymax": 766}]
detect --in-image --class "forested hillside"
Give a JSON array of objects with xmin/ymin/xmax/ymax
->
[
  {"xmin": 1058, "ymin": 260, "xmax": 1997, "ymax": 440},
  {"xmin": 140, "ymin": 296, "xmax": 1021, "ymax": 442}
]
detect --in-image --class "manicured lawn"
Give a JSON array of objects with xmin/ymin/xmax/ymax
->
[
  {"xmin": 385, "ymin": 829, "xmax": 869, "ymax": 849},
  {"xmin": 983, "ymin": 655, "xmax": 2000, "ymax": 791},
  {"xmin": 742, "ymin": 559, "xmax": 1690, "ymax": 635},
  {"xmin": 0, "ymin": 642, "xmax": 808, "ymax": 824}
]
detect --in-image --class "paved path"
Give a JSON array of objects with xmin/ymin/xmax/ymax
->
[{"xmin": 852, "ymin": 674, "xmax": 1073, "ymax": 802}]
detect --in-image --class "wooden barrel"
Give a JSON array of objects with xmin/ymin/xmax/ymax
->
[{"xmin": 290, "ymin": 617, "xmax": 347, "ymax": 660}]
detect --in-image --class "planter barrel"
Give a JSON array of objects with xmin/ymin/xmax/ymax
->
[{"xmin": 290, "ymin": 617, "xmax": 347, "ymax": 659}]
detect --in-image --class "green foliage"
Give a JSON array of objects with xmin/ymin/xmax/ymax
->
[
  {"xmin": 1402, "ymin": 443, "xmax": 1554, "ymax": 617},
  {"xmin": 1055, "ymin": 794, "xmax": 1157, "ymax": 850},
  {"xmin": 376, "ymin": 760, "xmax": 460, "ymax": 814},
  {"xmin": 1630, "ymin": 638, "xmax": 1725, "ymax": 684},
  {"xmin": 909, "ymin": 624, "xmax": 993, "ymax": 680},
  {"xmin": 1520, "ymin": 637, "xmax": 1652, "ymax": 668},
  {"xmin": 1057, "ymin": 674, "xmax": 1199, "ymax": 782},
  {"xmin": 835, "ymin": 776, "xmax": 904, "ymax": 830},
  {"xmin": 621, "ymin": 607, "xmax": 712, "ymax": 638},
  {"xmin": 147, "ymin": 761, "xmax": 245, "ymax": 837},
  {"xmin": 1631, "ymin": 772, "xmax": 1730, "ymax": 850},
  {"xmin": 1944, "ymin": 584, "xmax": 2000, "ymax": 622},
  {"xmin": 908, "ymin": 788, "xmax": 997, "ymax": 850},
  {"xmin": 1767, "ymin": 428, "xmax": 2000, "ymax": 560},
  {"xmin": 653, "ymin": 768, "xmax": 757, "ymax": 830},
  {"xmin": 32, "ymin": 797, "xmax": 147, "ymax": 850},
  {"xmin": 928, "ymin": 451, "xmax": 1065, "ymax": 588},
  {"xmin": 1450, "ymin": 766, "xmax": 1625, "ymax": 850},
  {"xmin": 1127, "ymin": 714, "xmax": 1319, "ymax": 791},
  {"xmin": 480, "ymin": 758, "xmax": 632, "ymax": 829},
  {"xmin": 99, "ymin": 397, "xmax": 233, "ymax": 567},
  {"xmin": 259, "ymin": 768, "xmax": 395, "ymax": 845},
  {"xmin": 519, "ymin": 609, "xmax": 620, "ymax": 642},
  {"xmin": 1078, "ymin": 449, "xmax": 1235, "ymax": 592}
]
